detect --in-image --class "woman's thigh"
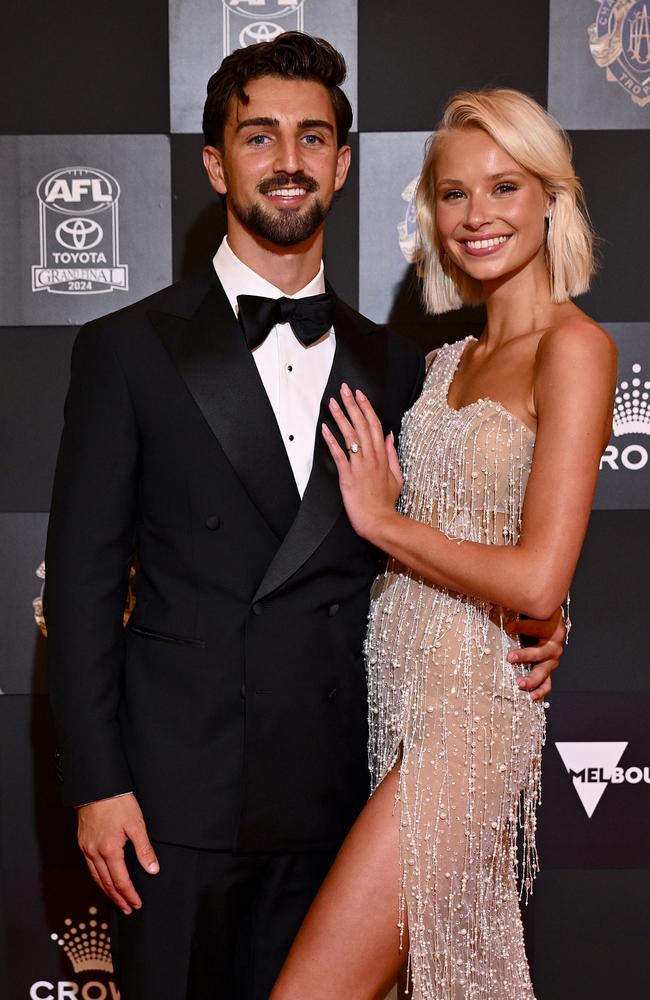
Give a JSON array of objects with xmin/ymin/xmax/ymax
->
[{"xmin": 269, "ymin": 765, "xmax": 406, "ymax": 1000}]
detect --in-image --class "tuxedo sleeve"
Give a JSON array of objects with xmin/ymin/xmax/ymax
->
[
  {"xmin": 406, "ymin": 349, "xmax": 426, "ymax": 411},
  {"xmin": 44, "ymin": 321, "xmax": 138, "ymax": 806}
]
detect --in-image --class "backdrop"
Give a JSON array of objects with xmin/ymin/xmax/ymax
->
[{"xmin": 1, "ymin": 1, "xmax": 648, "ymax": 997}]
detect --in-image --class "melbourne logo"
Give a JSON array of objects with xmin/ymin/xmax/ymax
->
[
  {"xmin": 32, "ymin": 166, "xmax": 129, "ymax": 296},
  {"xmin": 221, "ymin": 0, "xmax": 305, "ymax": 56},
  {"xmin": 556, "ymin": 742, "xmax": 650, "ymax": 817},
  {"xmin": 588, "ymin": 0, "xmax": 650, "ymax": 108},
  {"xmin": 600, "ymin": 360, "xmax": 650, "ymax": 472},
  {"xmin": 30, "ymin": 905, "xmax": 119, "ymax": 999}
]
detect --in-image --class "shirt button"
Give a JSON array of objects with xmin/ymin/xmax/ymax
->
[
  {"xmin": 287, "ymin": 365, "xmax": 293, "ymax": 372},
  {"xmin": 205, "ymin": 515, "xmax": 220, "ymax": 530},
  {"xmin": 288, "ymin": 434, "xmax": 294, "ymax": 441}
]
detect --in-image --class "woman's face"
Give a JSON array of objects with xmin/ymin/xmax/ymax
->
[{"xmin": 433, "ymin": 127, "xmax": 549, "ymax": 286}]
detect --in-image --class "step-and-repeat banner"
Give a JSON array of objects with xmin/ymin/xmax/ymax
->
[{"xmin": 1, "ymin": 1, "xmax": 648, "ymax": 997}]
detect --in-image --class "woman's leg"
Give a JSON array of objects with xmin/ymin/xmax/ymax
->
[{"xmin": 269, "ymin": 765, "xmax": 407, "ymax": 1000}]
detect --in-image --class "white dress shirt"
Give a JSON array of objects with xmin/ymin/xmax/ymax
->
[{"xmin": 213, "ymin": 236, "xmax": 335, "ymax": 498}]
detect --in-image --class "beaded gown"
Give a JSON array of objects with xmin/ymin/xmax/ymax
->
[{"xmin": 366, "ymin": 337, "xmax": 546, "ymax": 1000}]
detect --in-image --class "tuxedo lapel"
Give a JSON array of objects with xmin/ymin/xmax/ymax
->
[
  {"xmin": 253, "ymin": 295, "xmax": 387, "ymax": 603},
  {"xmin": 149, "ymin": 275, "xmax": 300, "ymax": 541}
]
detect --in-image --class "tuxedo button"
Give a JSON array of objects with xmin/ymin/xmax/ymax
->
[
  {"xmin": 252, "ymin": 602, "xmax": 263, "ymax": 616},
  {"xmin": 328, "ymin": 603, "xmax": 340, "ymax": 617},
  {"xmin": 205, "ymin": 515, "xmax": 220, "ymax": 530}
]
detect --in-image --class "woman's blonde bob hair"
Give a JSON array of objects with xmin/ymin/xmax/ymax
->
[{"xmin": 415, "ymin": 88, "xmax": 595, "ymax": 315}]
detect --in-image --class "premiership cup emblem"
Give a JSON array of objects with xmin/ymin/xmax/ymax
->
[
  {"xmin": 221, "ymin": 0, "xmax": 305, "ymax": 57},
  {"xmin": 588, "ymin": 0, "xmax": 650, "ymax": 108},
  {"xmin": 397, "ymin": 177, "xmax": 419, "ymax": 264},
  {"xmin": 32, "ymin": 166, "xmax": 129, "ymax": 296}
]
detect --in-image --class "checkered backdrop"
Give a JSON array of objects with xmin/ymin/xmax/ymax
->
[{"xmin": 1, "ymin": 2, "xmax": 648, "ymax": 996}]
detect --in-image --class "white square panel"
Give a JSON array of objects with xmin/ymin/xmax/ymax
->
[
  {"xmin": 548, "ymin": 0, "xmax": 650, "ymax": 128},
  {"xmin": 0, "ymin": 135, "xmax": 172, "ymax": 326},
  {"xmin": 169, "ymin": 0, "xmax": 358, "ymax": 133},
  {"xmin": 358, "ymin": 131, "xmax": 429, "ymax": 324}
]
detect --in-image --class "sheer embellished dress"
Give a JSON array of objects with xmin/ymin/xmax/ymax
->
[{"xmin": 366, "ymin": 337, "xmax": 546, "ymax": 1000}]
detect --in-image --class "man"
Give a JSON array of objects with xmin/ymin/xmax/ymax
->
[{"xmin": 45, "ymin": 33, "xmax": 563, "ymax": 1000}]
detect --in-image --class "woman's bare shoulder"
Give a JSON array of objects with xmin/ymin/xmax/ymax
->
[{"xmin": 536, "ymin": 309, "xmax": 617, "ymax": 369}]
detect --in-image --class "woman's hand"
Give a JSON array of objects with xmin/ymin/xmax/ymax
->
[{"xmin": 322, "ymin": 383, "xmax": 403, "ymax": 541}]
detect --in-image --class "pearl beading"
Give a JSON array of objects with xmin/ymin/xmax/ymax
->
[{"xmin": 366, "ymin": 337, "xmax": 545, "ymax": 1000}]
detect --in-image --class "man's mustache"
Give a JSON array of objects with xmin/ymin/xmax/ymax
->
[{"xmin": 257, "ymin": 172, "xmax": 319, "ymax": 195}]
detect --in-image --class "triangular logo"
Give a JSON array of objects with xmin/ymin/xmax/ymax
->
[{"xmin": 555, "ymin": 742, "xmax": 628, "ymax": 818}]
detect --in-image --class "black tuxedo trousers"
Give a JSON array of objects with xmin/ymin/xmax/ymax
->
[{"xmin": 45, "ymin": 263, "xmax": 424, "ymax": 991}]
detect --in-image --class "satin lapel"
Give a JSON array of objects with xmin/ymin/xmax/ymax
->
[
  {"xmin": 253, "ymin": 296, "xmax": 387, "ymax": 602},
  {"xmin": 149, "ymin": 277, "xmax": 300, "ymax": 541}
]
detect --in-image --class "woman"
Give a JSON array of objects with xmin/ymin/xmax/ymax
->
[{"xmin": 270, "ymin": 89, "xmax": 617, "ymax": 1000}]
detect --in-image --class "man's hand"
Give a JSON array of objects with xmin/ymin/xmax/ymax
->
[
  {"xmin": 76, "ymin": 792, "xmax": 159, "ymax": 914},
  {"xmin": 505, "ymin": 606, "xmax": 566, "ymax": 702}
]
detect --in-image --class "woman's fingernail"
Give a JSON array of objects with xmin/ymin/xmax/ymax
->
[
  {"xmin": 507, "ymin": 652, "xmax": 517, "ymax": 663},
  {"xmin": 341, "ymin": 383, "xmax": 351, "ymax": 396},
  {"xmin": 329, "ymin": 397, "xmax": 338, "ymax": 409},
  {"xmin": 356, "ymin": 389, "xmax": 366, "ymax": 401},
  {"xmin": 516, "ymin": 678, "xmax": 526, "ymax": 688}
]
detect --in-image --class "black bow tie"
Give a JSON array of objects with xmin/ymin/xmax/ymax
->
[{"xmin": 237, "ymin": 292, "xmax": 334, "ymax": 351}]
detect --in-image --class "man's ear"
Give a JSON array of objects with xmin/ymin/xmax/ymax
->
[
  {"xmin": 203, "ymin": 146, "xmax": 228, "ymax": 196},
  {"xmin": 334, "ymin": 144, "xmax": 352, "ymax": 193}
]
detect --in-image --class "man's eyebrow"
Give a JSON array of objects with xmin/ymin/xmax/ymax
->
[
  {"xmin": 235, "ymin": 117, "xmax": 280, "ymax": 132},
  {"xmin": 234, "ymin": 117, "xmax": 334, "ymax": 134},
  {"xmin": 297, "ymin": 119, "xmax": 334, "ymax": 132}
]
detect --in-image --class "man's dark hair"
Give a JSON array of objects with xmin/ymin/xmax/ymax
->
[{"xmin": 202, "ymin": 32, "xmax": 353, "ymax": 149}]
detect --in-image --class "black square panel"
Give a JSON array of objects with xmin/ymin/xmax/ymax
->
[
  {"xmin": 571, "ymin": 130, "xmax": 650, "ymax": 323},
  {"xmin": 554, "ymin": 511, "xmax": 649, "ymax": 693},
  {"xmin": 358, "ymin": 0, "xmax": 550, "ymax": 132},
  {"xmin": 0, "ymin": 696, "xmax": 114, "ymax": 996},
  {"xmin": 0, "ymin": 328, "xmax": 76, "ymax": 512},
  {"xmin": 530, "ymin": 869, "xmax": 650, "ymax": 999},
  {"xmin": 1, "ymin": 0, "xmax": 170, "ymax": 134}
]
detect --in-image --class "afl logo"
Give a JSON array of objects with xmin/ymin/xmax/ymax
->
[
  {"xmin": 32, "ymin": 165, "xmax": 128, "ymax": 296},
  {"xmin": 36, "ymin": 166, "xmax": 119, "ymax": 215}
]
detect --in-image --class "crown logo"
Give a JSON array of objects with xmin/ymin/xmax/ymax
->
[
  {"xmin": 613, "ymin": 362, "xmax": 650, "ymax": 437},
  {"xmin": 50, "ymin": 906, "xmax": 114, "ymax": 973}
]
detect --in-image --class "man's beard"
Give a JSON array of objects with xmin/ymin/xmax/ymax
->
[{"xmin": 228, "ymin": 171, "xmax": 331, "ymax": 246}]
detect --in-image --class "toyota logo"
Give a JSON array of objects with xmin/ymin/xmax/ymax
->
[
  {"xmin": 55, "ymin": 217, "xmax": 103, "ymax": 250},
  {"xmin": 239, "ymin": 21, "xmax": 284, "ymax": 46}
]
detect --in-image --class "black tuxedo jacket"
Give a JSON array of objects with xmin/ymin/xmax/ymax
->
[{"xmin": 45, "ymin": 262, "xmax": 424, "ymax": 853}]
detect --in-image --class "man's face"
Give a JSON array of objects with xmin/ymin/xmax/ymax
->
[{"xmin": 203, "ymin": 76, "xmax": 351, "ymax": 247}]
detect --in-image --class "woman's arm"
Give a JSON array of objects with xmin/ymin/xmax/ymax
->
[{"xmin": 323, "ymin": 321, "xmax": 617, "ymax": 620}]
